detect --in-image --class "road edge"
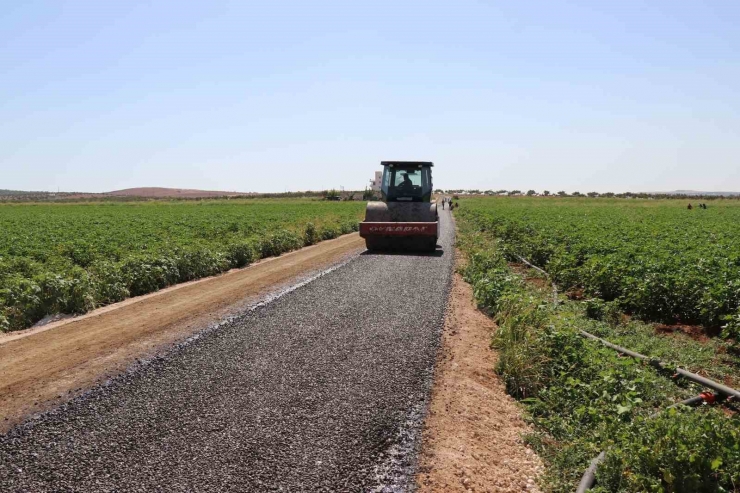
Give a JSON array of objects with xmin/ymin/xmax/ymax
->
[{"xmin": 415, "ymin": 250, "xmax": 544, "ymax": 492}]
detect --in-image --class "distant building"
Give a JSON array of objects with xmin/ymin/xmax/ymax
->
[{"xmin": 370, "ymin": 171, "xmax": 382, "ymax": 192}]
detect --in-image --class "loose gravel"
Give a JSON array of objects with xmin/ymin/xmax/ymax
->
[{"xmin": 0, "ymin": 211, "xmax": 454, "ymax": 492}]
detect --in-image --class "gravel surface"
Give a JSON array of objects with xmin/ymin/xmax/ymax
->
[{"xmin": 0, "ymin": 211, "xmax": 454, "ymax": 492}]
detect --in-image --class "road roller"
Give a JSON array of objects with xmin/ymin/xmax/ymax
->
[{"xmin": 360, "ymin": 161, "xmax": 439, "ymax": 252}]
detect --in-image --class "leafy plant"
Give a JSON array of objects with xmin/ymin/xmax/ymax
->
[
  {"xmin": 721, "ymin": 311, "xmax": 740, "ymax": 341},
  {"xmin": 456, "ymin": 196, "xmax": 740, "ymax": 330},
  {"xmin": 0, "ymin": 199, "xmax": 364, "ymax": 331},
  {"xmin": 456, "ymin": 213, "xmax": 740, "ymax": 492}
]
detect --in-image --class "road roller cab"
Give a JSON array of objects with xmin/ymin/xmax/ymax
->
[
  {"xmin": 380, "ymin": 161, "xmax": 433, "ymax": 203},
  {"xmin": 360, "ymin": 161, "xmax": 439, "ymax": 252}
]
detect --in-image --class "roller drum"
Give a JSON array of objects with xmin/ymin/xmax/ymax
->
[
  {"xmin": 363, "ymin": 202, "xmax": 438, "ymax": 223},
  {"xmin": 364, "ymin": 235, "xmax": 437, "ymax": 252},
  {"xmin": 362, "ymin": 202, "xmax": 439, "ymax": 252}
]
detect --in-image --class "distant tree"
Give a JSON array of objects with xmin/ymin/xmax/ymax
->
[
  {"xmin": 508, "ymin": 190, "xmax": 521, "ymax": 196},
  {"xmin": 587, "ymin": 191, "xmax": 599, "ymax": 198},
  {"xmin": 603, "ymin": 192, "xmax": 615, "ymax": 198},
  {"xmin": 572, "ymin": 191, "xmax": 583, "ymax": 197},
  {"xmin": 543, "ymin": 190, "xmax": 551, "ymax": 196},
  {"xmin": 496, "ymin": 189, "xmax": 508, "ymax": 195},
  {"xmin": 526, "ymin": 190, "xmax": 536, "ymax": 196},
  {"xmin": 557, "ymin": 191, "xmax": 567, "ymax": 197},
  {"xmin": 434, "ymin": 189, "xmax": 444, "ymax": 194}
]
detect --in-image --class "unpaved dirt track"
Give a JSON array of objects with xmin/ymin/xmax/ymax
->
[{"xmin": 0, "ymin": 211, "xmax": 454, "ymax": 492}]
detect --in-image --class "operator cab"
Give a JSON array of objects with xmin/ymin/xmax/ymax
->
[{"xmin": 380, "ymin": 161, "xmax": 433, "ymax": 202}]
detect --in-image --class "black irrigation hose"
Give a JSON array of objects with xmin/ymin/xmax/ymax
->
[
  {"xmin": 512, "ymin": 255, "xmax": 740, "ymax": 491},
  {"xmin": 575, "ymin": 451, "xmax": 605, "ymax": 493},
  {"xmin": 511, "ymin": 256, "xmax": 740, "ymax": 400},
  {"xmin": 668, "ymin": 393, "xmax": 711, "ymax": 409},
  {"xmin": 514, "ymin": 254, "xmax": 558, "ymax": 306},
  {"xmin": 579, "ymin": 330, "xmax": 740, "ymax": 401},
  {"xmin": 577, "ymin": 392, "xmax": 725, "ymax": 492},
  {"xmin": 576, "ymin": 392, "xmax": 721, "ymax": 493},
  {"xmin": 576, "ymin": 330, "xmax": 740, "ymax": 491},
  {"xmin": 513, "ymin": 256, "xmax": 740, "ymax": 399}
]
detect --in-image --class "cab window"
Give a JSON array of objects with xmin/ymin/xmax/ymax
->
[{"xmin": 391, "ymin": 169, "xmax": 422, "ymax": 188}]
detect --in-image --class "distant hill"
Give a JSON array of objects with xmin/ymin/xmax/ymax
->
[
  {"xmin": 104, "ymin": 187, "xmax": 253, "ymax": 198},
  {"xmin": 0, "ymin": 187, "xmax": 254, "ymax": 201}
]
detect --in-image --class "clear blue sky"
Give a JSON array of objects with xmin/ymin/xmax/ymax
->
[{"xmin": 2, "ymin": 1, "xmax": 739, "ymax": 193}]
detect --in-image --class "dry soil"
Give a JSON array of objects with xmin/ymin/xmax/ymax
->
[{"xmin": 416, "ymin": 259, "xmax": 543, "ymax": 493}]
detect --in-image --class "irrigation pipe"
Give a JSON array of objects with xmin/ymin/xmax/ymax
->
[
  {"xmin": 577, "ymin": 392, "xmax": 722, "ymax": 492},
  {"xmin": 579, "ymin": 330, "xmax": 740, "ymax": 400},
  {"xmin": 667, "ymin": 392, "xmax": 719, "ymax": 410},
  {"xmin": 575, "ymin": 451, "xmax": 605, "ymax": 493},
  {"xmin": 514, "ymin": 254, "xmax": 558, "ymax": 306},
  {"xmin": 515, "ymin": 258, "xmax": 740, "ymax": 396},
  {"xmin": 576, "ymin": 329, "xmax": 740, "ymax": 492},
  {"xmin": 512, "ymin": 255, "xmax": 740, "ymax": 491},
  {"xmin": 513, "ymin": 259, "xmax": 740, "ymax": 398}
]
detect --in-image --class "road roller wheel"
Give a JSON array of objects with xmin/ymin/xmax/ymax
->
[{"xmin": 364, "ymin": 236, "xmax": 437, "ymax": 253}]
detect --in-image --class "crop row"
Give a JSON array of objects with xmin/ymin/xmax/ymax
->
[
  {"xmin": 0, "ymin": 199, "xmax": 365, "ymax": 332},
  {"xmin": 456, "ymin": 197, "xmax": 740, "ymax": 336},
  {"xmin": 456, "ymin": 218, "xmax": 740, "ymax": 492}
]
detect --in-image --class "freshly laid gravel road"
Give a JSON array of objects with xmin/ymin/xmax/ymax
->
[{"xmin": 0, "ymin": 210, "xmax": 454, "ymax": 492}]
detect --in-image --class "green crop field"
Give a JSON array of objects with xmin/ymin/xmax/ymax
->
[
  {"xmin": 455, "ymin": 197, "xmax": 740, "ymax": 492},
  {"xmin": 0, "ymin": 199, "xmax": 365, "ymax": 332},
  {"xmin": 457, "ymin": 197, "xmax": 740, "ymax": 336}
]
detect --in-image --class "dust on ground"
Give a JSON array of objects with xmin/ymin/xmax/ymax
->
[{"xmin": 416, "ymin": 255, "xmax": 543, "ymax": 493}]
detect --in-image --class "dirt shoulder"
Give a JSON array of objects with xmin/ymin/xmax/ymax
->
[
  {"xmin": 416, "ymin": 255, "xmax": 543, "ymax": 492},
  {"xmin": 0, "ymin": 233, "xmax": 364, "ymax": 433}
]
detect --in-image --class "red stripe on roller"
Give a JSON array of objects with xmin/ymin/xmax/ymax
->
[{"xmin": 359, "ymin": 222, "xmax": 438, "ymax": 237}]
